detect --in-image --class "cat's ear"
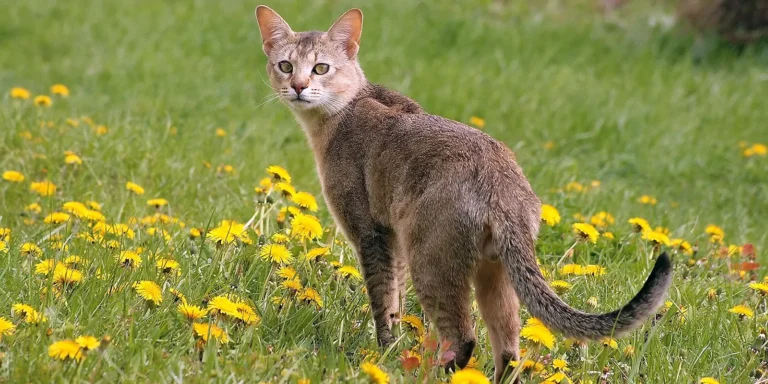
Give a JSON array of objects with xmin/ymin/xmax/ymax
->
[
  {"xmin": 327, "ymin": 8, "xmax": 363, "ymax": 59},
  {"xmin": 255, "ymin": 5, "xmax": 293, "ymax": 55}
]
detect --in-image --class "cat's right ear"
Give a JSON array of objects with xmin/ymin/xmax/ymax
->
[{"xmin": 255, "ymin": 5, "xmax": 293, "ymax": 55}]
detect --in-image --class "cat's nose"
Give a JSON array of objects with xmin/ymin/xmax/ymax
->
[{"xmin": 292, "ymin": 84, "xmax": 308, "ymax": 95}]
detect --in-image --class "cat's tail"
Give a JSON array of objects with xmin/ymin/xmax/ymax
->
[{"xmin": 491, "ymin": 213, "xmax": 673, "ymax": 340}]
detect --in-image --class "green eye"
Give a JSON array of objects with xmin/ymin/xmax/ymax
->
[
  {"xmin": 313, "ymin": 63, "xmax": 329, "ymax": 75},
  {"xmin": 278, "ymin": 61, "xmax": 293, "ymax": 73}
]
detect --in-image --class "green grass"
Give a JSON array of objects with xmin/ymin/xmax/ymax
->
[{"xmin": 1, "ymin": 0, "xmax": 767, "ymax": 382}]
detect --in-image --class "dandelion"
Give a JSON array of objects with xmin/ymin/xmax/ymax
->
[
  {"xmin": 553, "ymin": 359, "xmax": 569, "ymax": 371},
  {"xmin": 360, "ymin": 362, "xmax": 389, "ymax": 384},
  {"xmin": 572, "ymin": 223, "xmax": 599, "ymax": 244},
  {"xmin": 601, "ymin": 337, "xmax": 618, "ymax": 349},
  {"xmin": 275, "ymin": 182, "xmax": 296, "ymax": 197},
  {"xmin": 699, "ymin": 378, "xmax": 720, "ymax": 384},
  {"xmin": 51, "ymin": 84, "xmax": 70, "ymax": 96},
  {"xmin": 0, "ymin": 317, "xmax": 16, "ymax": 340},
  {"xmin": 304, "ymin": 247, "xmax": 330, "ymax": 262},
  {"xmin": 292, "ymin": 191, "xmax": 319, "ymax": 211},
  {"xmin": 589, "ymin": 211, "xmax": 615, "ymax": 228},
  {"xmin": 277, "ymin": 266, "xmax": 298, "ymax": 280},
  {"xmin": 44, "ymin": 212, "xmax": 71, "ymax": 224},
  {"xmin": 451, "ymin": 368, "xmax": 489, "ymax": 384},
  {"xmin": 25, "ymin": 203, "xmax": 42, "ymax": 213},
  {"xmin": 298, "ymin": 287, "xmax": 323, "ymax": 308},
  {"xmin": 156, "ymin": 258, "xmax": 181, "ymax": 275},
  {"xmin": 116, "ymin": 250, "xmax": 142, "ymax": 269},
  {"xmin": 670, "ymin": 239, "xmax": 693, "ymax": 255},
  {"xmin": 10, "ymin": 87, "xmax": 30, "ymax": 99},
  {"xmin": 541, "ymin": 372, "xmax": 571, "ymax": 384},
  {"xmin": 178, "ymin": 303, "xmax": 208, "ymax": 321},
  {"xmin": 583, "ymin": 265, "xmax": 606, "ymax": 276},
  {"xmin": 169, "ymin": 288, "xmax": 187, "ymax": 304},
  {"xmin": 147, "ymin": 198, "xmax": 168, "ymax": 208},
  {"xmin": 642, "ymin": 230, "xmax": 670, "ymax": 246},
  {"xmin": 543, "ymin": 141, "xmax": 556, "ymax": 150},
  {"xmin": 215, "ymin": 127, "xmax": 227, "ymax": 137},
  {"xmin": 64, "ymin": 154, "xmax": 83, "ymax": 165},
  {"xmin": 53, "ymin": 265, "xmax": 83, "ymax": 284},
  {"xmin": 207, "ymin": 220, "xmax": 249, "ymax": 245},
  {"xmin": 48, "ymin": 340, "xmax": 84, "ymax": 362},
  {"xmin": 34, "ymin": 95, "xmax": 52, "ymax": 107},
  {"xmin": 207, "ymin": 296, "xmax": 240, "ymax": 318},
  {"xmin": 277, "ymin": 206, "xmax": 301, "ymax": 224},
  {"xmin": 749, "ymin": 282, "xmax": 768, "ymax": 295},
  {"xmin": 637, "ymin": 195, "xmax": 657, "ymax": 205},
  {"xmin": 21, "ymin": 243, "xmax": 43, "ymax": 257},
  {"xmin": 266, "ymin": 165, "xmax": 291, "ymax": 183},
  {"xmin": 401, "ymin": 314, "xmax": 425, "ymax": 335},
  {"xmin": 270, "ymin": 233, "xmax": 290, "ymax": 243},
  {"xmin": 74, "ymin": 336, "xmax": 100, "ymax": 351},
  {"xmin": 705, "ymin": 224, "xmax": 724, "ymax": 243},
  {"xmin": 260, "ymin": 244, "xmax": 293, "ymax": 264},
  {"xmin": 30, "ymin": 180, "xmax": 57, "ymax": 196},
  {"xmin": 541, "ymin": 204, "xmax": 561, "ymax": 227},
  {"xmin": 193, "ymin": 322, "xmax": 229, "ymax": 343},
  {"xmin": 564, "ymin": 181, "xmax": 584, "ymax": 193},
  {"xmin": 551, "ymin": 280, "xmax": 572, "ymax": 294},
  {"xmin": 133, "ymin": 281, "xmax": 163, "ymax": 305},
  {"xmin": 291, "ymin": 213, "xmax": 323, "ymax": 241},
  {"xmin": 520, "ymin": 318, "xmax": 555, "ymax": 349},
  {"xmin": 510, "ymin": 360, "xmax": 545, "ymax": 372},
  {"xmin": 126, "ymin": 181, "xmax": 145, "ymax": 195},
  {"xmin": 729, "ymin": 304, "xmax": 754, "ymax": 319},
  {"xmin": 2, "ymin": 170, "xmax": 24, "ymax": 183},
  {"xmin": 336, "ymin": 265, "xmax": 363, "ymax": 280},
  {"xmin": 281, "ymin": 278, "xmax": 303, "ymax": 291},
  {"xmin": 628, "ymin": 218, "xmax": 651, "ymax": 233}
]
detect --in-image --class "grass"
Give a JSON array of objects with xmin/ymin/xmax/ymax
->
[{"xmin": 1, "ymin": 0, "xmax": 767, "ymax": 382}]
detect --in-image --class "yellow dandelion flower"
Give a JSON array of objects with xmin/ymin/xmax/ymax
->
[
  {"xmin": 281, "ymin": 278, "xmax": 303, "ymax": 291},
  {"xmin": 603, "ymin": 232, "xmax": 615, "ymax": 239},
  {"xmin": 215, "ymin": 127, "xmax": 227, "ymax": 137},
  {"xmin": 266, "ymin": 165, "xmax": 291, "ymax": 182},
  {"xmin": 189, "ymin": 228, "xmax": 202, "ymax": 238},
  {"xmin": 541, "ymin": 204, "xmax": 561, "ymax": 227},
  {"xmin": 270, "ymin": 233, "xmax": 290, "ymax": 243},
  {"xmin": 637, "ymin": 195, "xmax": 657, "ymax": 205},
  {"xmin": 259, "ymin": 177, "xmax": 273, "ymax": 189},
  {"xmin": 628, "ymin": 218, "xmax": 651, "ymax": 233},
  {"xmin": 623, "ymin": 345, "xmax": 635, "ymax": 357},
  {"xmin": 207, "ymin": 220, "xmax": 249, "ymax": 245},
  {"xmin": 277, "ymin": 266, "xmax": 298, "ymax": 280},
  {"xmin": 559, "ymin": 264, "xmax": 582, "ymax": 276},
  {"xmin": 0, "ymin": 317, "xmax": 15, "ymax": 340},
  {"xmin": 34, "ymin": 95, "xmax": 52, "ymax": 107},
  {"xmin": 30, "ymin": 180, "xmax": 57, "ymax": 196},
  {"xmin": 147, "ymin": 198, "xmax": 168, "ymax": 208},
  {"xmin": 401, "ymin": 314, "xmax": 425, "ymax": 335},
  {"xmin": 156, "ymin": 258, "xmax": 181, "ymax": 275},
  {"xmin": 207, "ymin": 296, "xmax": 240, "ymax": 318},
  {"xmin": 699, "ymin": 378, "xmax": 720, "ymax": 384},
  {"xmin": 260, "ymin": 244, "xmax": 293, "ymax": 264},
  {"xmin": 670, "ymin": 239, "xmax": 693, "ymax": 255},
  {"xmin": 551, "ymin": 280, "xmax": 572, "ymax": 293},
  {"xmin": 520, "ymin": 320, "xmax": 555, "ymax": 349},
  {"xmin": 193, "ymin": 322, "xmax": 229, "ymax": 343},
  {"xmin": 729, "ymin": 304, "xmax": 754, "ymax": 319},
  {"xmin": 2, "ymin": 170, "xmax": 24, "ymax": 183},
  {"xmin": 553, "ymin": 359, "xmax": 569, "ymax": 371},
  {"xmin": 64, "ymin": 154, "xmax": 82, "ymax": 165},
  {"xmin": 705, "ymin": 224, "xmax": 724, "ymax": 243},
  {"xmin": 360, "ymin": 362, "xmax": 389, "ymax": 384},
  {"xmin": 48, "ymin": 340, "xmax": 84, "ymax": 361},
  {"xmin": 51, "ymin": 84, "xmax": 70, "ymax": 96},
  {"xmin": 541, "ymin": 371, "xmax": 571, "ymax": 384},
  {"xmin": 275, "ymin": 182, "xmax": 296, "ymax": 198},
  {"xmin": 35, "ymin": 259, "xmax": 58, "ymax": 275},
  {"xmin": 564, "ymin": 181, "xmax": 584, "ymax": 193},
  {"xmin": 235, "ymin": 302, "xmax": 260, "ymax": 325},
  {"xmin": 178, "ymin": 303, "xmax": 208, "ymax": 321},
  {"xmin": 304, "ymin": 247, "xmax": 330, "ymax": 262},
  {"xmin": 292, "ymin": 191, "xmax": 319, "ymax": 212},
  {"xmin": 44, "ymin": 212, "xmax": 71, "ymax": 224},
  {"xmin": 468, "ymin": 116, "xmax": 486, "ymax": 129},
  {"xmin": 298, "ymin": 287, "xmax": 323, "ymax": 308},
  {"xmin": 169, "ymin": 288, "xmax": 187, "ymax": 304},
  {"xmin": 53, "ymin": 265, "xmax": 83, "ymax": 284},
  {"xmin": 641, "ymin": 230, "xmax": 670, "ymax": 246},
  {"xmin": 133, "ymin": 281, "xmax": 162, "ymax": 305},
  {"xmin": 291, "ymin": 213, "xmax": 323, "ymax": 241},
  {"xmin": 277, "ymin": 206, "xmax": 301, "ymax": 224},
  {"xmin": 572, "ymin": 223, "xmax": 599, "ymax": 244},
  {"xmin": 510, "ymin": 360, "xmax": 545, "ymax": 372},
  {"xmin": 601, "ymin": 337, "xmax": 618, "ymax": 349},
  {"xmin": 450, "ymin": 368, "xmax": 489, "ymax": 384},
  {"xmin": 116, "ymin": 250, "xmax": 142, "ymax": 269},
  {"xmin": 126, "ymin": 181, "xmax": 145, "ymax": 195},
  {"xmin": 336, "ymin": 265, "xmax": 362, "ymax": 280},
  {"xmin": 21, "ymin": 243, "xmax": 43, "ymax": 257},
  {"xmin": 750, "ymin": 143, "xmax": 767, "ymax": 156},
  {"xmin": 25, "ymin": 203, "xmax": 42, "ymax": 213},
  {"xmin": 749, "ymin": 282, "xmax": 768, "ymax": 295},
  {"xmin": 75, "ymin": 336, "xmax": 100, "ymax": 350},
  {"xmin": 298, "ymin": 379, "xmax": 310, "ymax": 384},
  {"xmin": 12, "ymin": 303, "xmax": 47, "ymax": 324},
  {"xmin": 589, "ymin": 211, "xmax": 615, "ymax": 228},
  {"xmin": 10, "ymin": 87, "xmax": 31, "ymax": 99}
]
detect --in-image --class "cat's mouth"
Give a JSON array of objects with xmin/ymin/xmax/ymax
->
[{"xmin": 291, "ymin": 97, "xmax": 311, "ymax": 104}]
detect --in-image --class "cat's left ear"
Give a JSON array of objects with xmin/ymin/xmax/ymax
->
[
  {"xmin": 327, "ymin": 9, "xmax": 363, "ymax": 59},
  {"xmin": 255, "ymin": 5, "xmax": 293, "ymax": 55}
]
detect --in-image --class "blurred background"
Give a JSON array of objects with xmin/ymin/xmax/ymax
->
[{"xmin": 2, "ymin": 0, "xmax": 767, "ymax": 248}]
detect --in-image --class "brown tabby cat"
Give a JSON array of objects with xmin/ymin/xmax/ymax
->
[{"xmin": 255, "ymin": 6, "xmax": 673, "ymax": 383}]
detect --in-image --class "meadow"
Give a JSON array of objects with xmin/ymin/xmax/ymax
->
[{"xmin": 1, "ymin": 0, "xmax": 767, "ymax": 383}]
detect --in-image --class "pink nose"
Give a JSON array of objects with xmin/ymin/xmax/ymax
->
[{"xmin": 293, "ymin": 85, "xmax": 307, "ymax": 95}]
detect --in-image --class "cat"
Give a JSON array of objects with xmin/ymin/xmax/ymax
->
[{"xmin": 254, "ymin": 6, "xmax": 673, "ymax": 383}]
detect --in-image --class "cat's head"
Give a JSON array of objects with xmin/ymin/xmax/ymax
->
[{"xmin": 255, "ymin": 6, "xmax": 365, "ymax": 115}]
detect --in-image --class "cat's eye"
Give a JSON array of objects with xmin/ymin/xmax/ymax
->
[
  {"xmin": 313, "ymin": 63, "xmax": 330, "ymax": 75},
  {"xmin": 278, "ymin": 61, "xmax": 293, "ymax": 73}
]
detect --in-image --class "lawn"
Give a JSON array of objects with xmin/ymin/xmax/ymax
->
[{"xmin": 1, "ymin": 0, "xmax": 767, "ymax": 383}]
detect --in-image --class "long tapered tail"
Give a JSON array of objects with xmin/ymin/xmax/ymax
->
[{"xmin": 495, "ymin": 220, "xmax": 673, "ymax": 339}]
